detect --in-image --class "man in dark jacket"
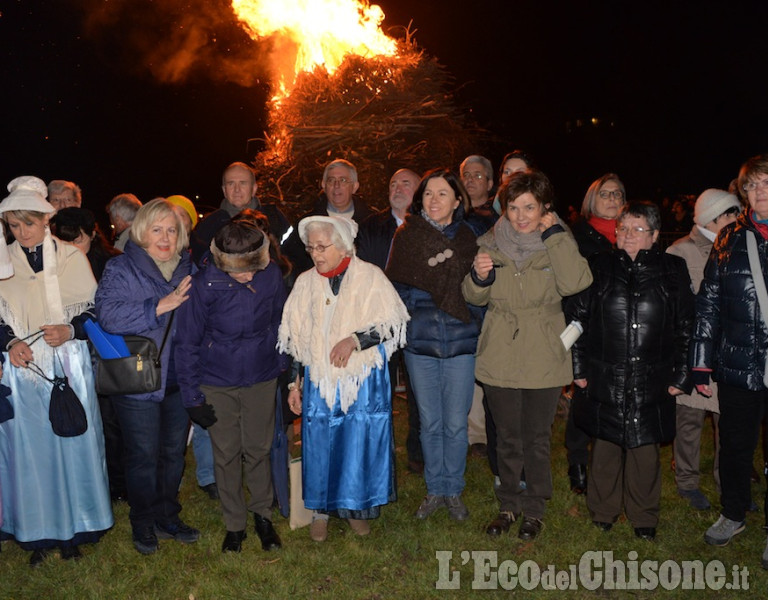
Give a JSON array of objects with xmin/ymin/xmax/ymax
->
[
  {"xmin": 692, "ymin": 154, "xmax": 768, "ymax": 565},
  {"xmin": 358, "ymin": 168, "xmax": 423, "ymax": 474},
  {"xmin": 282, "ymin": 159, "xmax": 373, "ymax": 274},
  {"xmin": 357, "ymin": 168, "xmax": 418, "ymax": 268},
  {"xmin": 190, "ymin": 162, "xmax": 291, "ymax": 266}
]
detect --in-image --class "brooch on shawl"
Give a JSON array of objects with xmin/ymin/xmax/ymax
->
[{"xmin": 427, "ymin": 248, "xmax": 454, "ymax": 267}]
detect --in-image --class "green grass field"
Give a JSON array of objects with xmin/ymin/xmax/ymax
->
[{"xmin": 0, "ymin": 394, "xmax": 765, "ymax": 599}]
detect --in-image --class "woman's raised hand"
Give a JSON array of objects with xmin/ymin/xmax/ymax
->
[
  {"xmin": 473, "ymin": 252, "xmax": 494, "ymax": 281},
  {"xmin": 157, "ymin": 275, "xmax": 192, "ymax": 316},
  {"xmin": 538, "ymin": 211, "xmax": 557, "ymax": 232}
]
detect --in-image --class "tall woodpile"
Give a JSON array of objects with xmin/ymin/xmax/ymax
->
[{"xmin": 252, "ymin": 40, "xmax": 480, "ymax": 219}]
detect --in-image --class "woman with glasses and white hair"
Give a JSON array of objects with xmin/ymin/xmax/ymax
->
[
  {"xmin": 564, "ymin": 173, "xmax": 627, "ymax": 495},
  {"xmin": 279, "ymin": 215, "xmax": 408, "ymax": 543},
  {"xmin": 692, "ymin": 154, "xmax": 768, "ymax": 565},
  {"xmin": 566, "ymin": 201, "xmax": 694, "ymax": 541}
]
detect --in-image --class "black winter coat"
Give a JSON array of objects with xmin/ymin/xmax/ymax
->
[
  {"xmin": 566, "ymin": 247, "xmax": 694, "ymax": 448},
  {"xmin": 691, "ymin": 213, "xmax": 768, "ymax": 390},
  {"xmin": 570, "ymin": 219, "xmax": 613, "ymax": 259},
  {"xmin": 357, "ymin": 208, "xmax": 398, "ymax": 270}
]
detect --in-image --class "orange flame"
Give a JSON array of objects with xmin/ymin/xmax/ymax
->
[{"xmin": 231, "ymin": 0, "xmax": 397, "ymax": 100}]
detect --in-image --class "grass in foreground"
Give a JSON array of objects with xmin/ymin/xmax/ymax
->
[{"xmin": 0, "ymin": 396, "xmax": 765, "ymax": 599}]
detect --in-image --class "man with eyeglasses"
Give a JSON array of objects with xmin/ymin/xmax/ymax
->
[
  {"xmin": 460, "ymin": 155, "xmax": 498, "ymax": 236},
  {"xmin": 666, "ymin": 189, "xmax": 741, "ymax": 512},
  {"xmin": 458, "ymin": 155, "xmax": 498, "ymax": 472},
  {"xmin": 48, "ymin": 179, "xmax": 82, "ymax": 210},
  {"xmin": 693, "ymin": 154, "xmax": 768, "ymax": 566},
  {"xmin": 283, "ymin": 159, "xmax": 373, "ymax": 274}
]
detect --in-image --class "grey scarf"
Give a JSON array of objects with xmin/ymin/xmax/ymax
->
[{"xmin": 493, "ymin": 217, "xmax": 546, "ymax": 268}]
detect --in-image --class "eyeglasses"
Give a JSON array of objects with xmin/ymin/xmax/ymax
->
[
  {"xmin": 742, "ymin": 179, "xmax": 768, "ymax": 193},
  {"xmin": 462, "ymin": 172, "xmax": 487, "ymax": 181},
  {"xmin": 599, "ymin": 190, "xmax": 624, "ymax": 200},
  {"xmin": 616, "ymin": 225, "xmax": 655, "ymax": 236},
  {"xmin": 325, "ymin": 177, "xmax": 352, "ymax": 186},
  {"xmin": 305, "ymin": 243, "xmax": 335, "ymax": 254}
]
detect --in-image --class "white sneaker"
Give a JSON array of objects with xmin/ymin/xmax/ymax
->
[{"xmin": 704, "ymin": 514, "xmax": 745, "ymax": 546}]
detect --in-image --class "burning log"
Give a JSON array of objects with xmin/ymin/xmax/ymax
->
[{"xmin": 252, "ymin": 40, "xmax": 481, "ymax": 217}]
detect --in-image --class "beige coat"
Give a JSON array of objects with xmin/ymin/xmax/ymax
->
[
  {"xmin": 462, "ymin": 227, "xmax": 592, "ymax": 389},
  {"xmin": 666, "ymin": 225, "xmax": 719, "ymax": 413}
]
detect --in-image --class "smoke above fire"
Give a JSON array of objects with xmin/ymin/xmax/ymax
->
[
  {"xmin": 77, "ymin": 0, "xmax": 397, "ymax": 97},
  {"xmin": 78, "ymin": 0, "xmax": 271, "ymax": 86}
]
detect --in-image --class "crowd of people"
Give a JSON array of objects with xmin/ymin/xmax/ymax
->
[{"xmin": 0, "ymin": 152, "xmax": 767, "ymax": 572}]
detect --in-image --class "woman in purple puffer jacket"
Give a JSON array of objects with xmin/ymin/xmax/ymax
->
[{"xmin": 175, "ymin": 219, "xmax": 287, "ymax": 554}]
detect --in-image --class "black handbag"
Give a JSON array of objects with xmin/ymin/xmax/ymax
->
[
  {"xmin": 94, "ymin": 313, "xmax": 174, "ymax": 396},
  {"xmin": 28, "ymin": 352, "xmax": 88, "ymax": 438}
]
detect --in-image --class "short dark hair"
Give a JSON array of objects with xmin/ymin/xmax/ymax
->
[
  {"xmin": 498, "ymin": 169, "xmax": 555, "ymax": 213},
  {"xmin": 410, "ymin": 168, "xmax": 470, "ymax": 220},
  {"xmin": 51, "ymin": 207, "xmax": 96, "ymax": 240},
  {"xmin": 618, "ymin": 201, "xmax": 661, "ymax": 232}
]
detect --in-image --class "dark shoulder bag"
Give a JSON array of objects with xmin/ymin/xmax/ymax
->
[{"xmin": 94, "ymin": 312, "xmax": 175, "ymax": 396}]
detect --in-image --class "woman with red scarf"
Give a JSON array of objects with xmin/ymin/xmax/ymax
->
[{"xmin": 565, "ymin": 174, "xmax": 626, "ymax": 495}]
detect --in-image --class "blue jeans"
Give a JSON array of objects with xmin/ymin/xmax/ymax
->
[
  {"xmin": 404, "ymin": 352, "xmax": 475, "ymax": 496},
  {"xmin": 112, "ymin": 390, "xmax": 189, "ymax": 530},
  {"xmin": 192, "ymin": 423, "xmax": 215, "ymax": 487}
]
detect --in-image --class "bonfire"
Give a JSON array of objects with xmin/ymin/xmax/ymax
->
[{"xmin": 247, "ymin": 36, "xmax": 480, "ymax": 217}]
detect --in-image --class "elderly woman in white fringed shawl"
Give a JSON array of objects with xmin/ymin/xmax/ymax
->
[
  {"xmin": 278, "ymin": 215, "xmax": 409, "ymax": 543},
  {"xmin": 0, "ymin": 176, "xmax": 112, "ymax": 567}
]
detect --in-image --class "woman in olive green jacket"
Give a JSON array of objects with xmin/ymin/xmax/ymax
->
[{"xmin": 462, "ymin": 170, "xmax": 592, "ymax": 540}]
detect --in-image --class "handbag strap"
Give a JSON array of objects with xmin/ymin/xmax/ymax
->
[
  {"xmin": 26, "ymin": 349, "xmax": 67, "ymax": 383},
  {"xmin": 154, "ymin": 310, "xmax": 175, "ymax": 368},
  {"xmin": 746, "ymin": 230, "xmax": 768, "ymax": 387},
  {"xmin": 747, "ymin": 231, "xmax": 768, "ymax": 320}
]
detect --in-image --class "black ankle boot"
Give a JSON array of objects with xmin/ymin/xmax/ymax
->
[
  {"xmin": 568, "ymin": 464, "xmax": 587, "ymax": 494},
  {"xmin": 254, "ymin": 514, "xmax": 282, "ymax": 551}
]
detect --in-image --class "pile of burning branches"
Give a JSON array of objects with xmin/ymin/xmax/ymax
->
[{"xmin": 252, "ymin": 40, "xmax": 480, "ymax": 217}]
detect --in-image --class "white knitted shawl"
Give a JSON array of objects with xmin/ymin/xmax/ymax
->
[{"xmin": 278, "ymin": 256, "xmax": 409, "ymax": 413}]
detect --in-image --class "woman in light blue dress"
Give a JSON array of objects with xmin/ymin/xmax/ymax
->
[{"xmin": 0, "ymin": 177, "xmax": 112, "ymax": 566}]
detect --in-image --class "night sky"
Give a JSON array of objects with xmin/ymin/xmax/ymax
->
[{"xmin": 2, "ymin": 0, "xmax": 767, "ymax": 215}]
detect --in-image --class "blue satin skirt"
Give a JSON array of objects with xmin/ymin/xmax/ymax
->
[
  {"xmin": 0, "ymin": 341, "xmax": 113, "ymax": 548},
  {"xmin": 302, "ymin": 346, "xmax": 395, "ymax": 513}
]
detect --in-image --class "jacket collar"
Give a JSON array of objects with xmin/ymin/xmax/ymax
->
[{"xmin": 124, "ymin": 240, "xmax": 191, "ymax": 286}]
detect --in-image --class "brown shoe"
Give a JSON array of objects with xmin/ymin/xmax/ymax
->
[
  {"xmin": 347, "ymin": 518, "xmax": 371, "ymax": 536},
  {"xmin": 309, "ymin": 517, "xmax": 328, "ymax": 542}
]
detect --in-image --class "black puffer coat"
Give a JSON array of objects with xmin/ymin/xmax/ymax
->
[
  {"xmin": 691, "ymin": 213, "xmax": 768, "ymax": 390},
  {"xmin": 566, "ymin": 247, "xmax": 694, "ymax": 448},
  {"xmin": 570, "ymin": 219, "xmax": 613, "ymax": 259}
]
